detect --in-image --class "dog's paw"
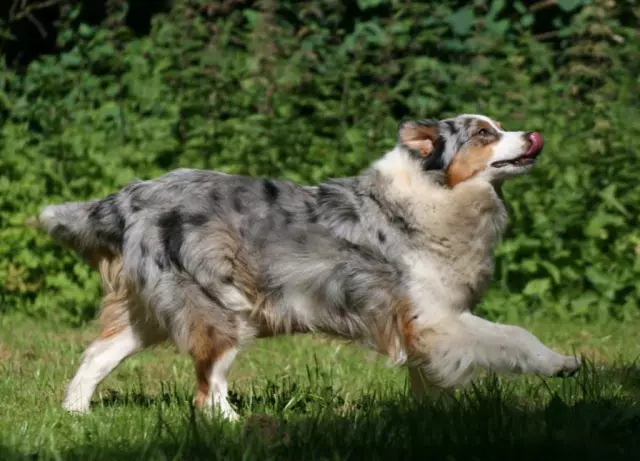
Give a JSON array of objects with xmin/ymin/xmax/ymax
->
[
  {"xmin": 195, "ymin": 397, "xmax": 240, "ymax": 422},
  {"xmin": 62, "ymin": 398, "xmax": 91, "ymax": 414},
  {"xmin": 551, "ymin": 356, "xmax": 581, "ymax": 378},
  {"xmin": 220, "ymin": 406, "xmax": 240, "ymax": 422}
]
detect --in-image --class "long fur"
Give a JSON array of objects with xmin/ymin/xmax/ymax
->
[{"xmin": 37, "ymin": 114, "xmax": 580, "ymax": 419}]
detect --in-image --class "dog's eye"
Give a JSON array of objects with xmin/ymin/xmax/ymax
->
[{"xmin": 477, "ymin": 128, "xmax": 490, "ymax": 137}]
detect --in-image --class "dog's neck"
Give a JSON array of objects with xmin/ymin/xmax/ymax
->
[
  {"xmin": 371, "ymin": 147, "xmax": 508, "ymax": 311},
  {"xmin": 371, "ymin": 147, "xmax": 507, "ymax": 239}
]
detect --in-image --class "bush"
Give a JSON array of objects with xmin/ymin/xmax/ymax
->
[{"xmin": 0, "ymin": 0, "xmax": 639, "ymax": 324}]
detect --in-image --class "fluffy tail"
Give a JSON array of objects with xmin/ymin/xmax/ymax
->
[{"xmin": 33, "ymin": 194, "xmax": 125, "ymax": 256}]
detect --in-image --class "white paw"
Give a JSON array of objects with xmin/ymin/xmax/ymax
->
[
  {"xmin": 551, "ymin": 355, "xmax": 581, "ymax": 378},
  {"xmin": 219, "ymin": 405, "xmax": 240, "ymax": 422},
  {"xmin": 62, "ymin": 395, "xmax": 91, "ymax": 414},
  {"xmin": 535, "ymin": 353, "xmax": 581, "ymax": 377},
  {"xmin": 195, "ymin": 397, "xmax": 240, "ymax": 422}
]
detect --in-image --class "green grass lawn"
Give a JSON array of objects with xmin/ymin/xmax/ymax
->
[{"xmin": 1, "ymin": 314, "xmax": 639, "ymax": 460}]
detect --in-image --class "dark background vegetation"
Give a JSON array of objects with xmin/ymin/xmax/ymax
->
[{"xmin": 1, "ymin": 0, "xmax": 639, "ymax": 324}]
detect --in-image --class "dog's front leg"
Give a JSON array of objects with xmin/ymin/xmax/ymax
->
[
  {"xmin": 461, "ymin": 313, "xmax": 581, "ymax": 377},
  {"xmin": 422, "ymin": 313, "xmax": 581, "ymax": 387}
]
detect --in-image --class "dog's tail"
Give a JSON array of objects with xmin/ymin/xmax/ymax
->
[{"xmin": 29, "ymin": 194, "xmax": 125, "ymax": 256}]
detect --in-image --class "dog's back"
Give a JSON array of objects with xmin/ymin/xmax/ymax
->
[{"xmin": 38, "ymin": 169, "xmax": 316, "ymax": 257}]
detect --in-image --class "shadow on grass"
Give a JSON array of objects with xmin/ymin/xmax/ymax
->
[
  {"xmin": 95, "ymin": 382, "xmax": 192, "ymax": 409},
  {"xmin": 5, "ymin": 361, "xmax": 638, "ymax": 461},
  {"xmin": 609, "ymin": 358, "xmax": 640, "ymax": 396},
  {"xmin": 98, "ymin": 390, "xmax": 175, "ymax": 408}
]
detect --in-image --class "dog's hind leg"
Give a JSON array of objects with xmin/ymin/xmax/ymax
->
[
  {"xmin": 63, "ymin": 257, "xmax": 164, "ymax": 413},
  {"xmin": 188, "ymin": 316, "xmax": 239, "ymax": 421},
  {"xmin": 63, "ymin": 300, "xmax": 164, "ymax": 413},
  {"xmin": 63, "ymin": 327, "xmax": 149, "ymax": 413},
  {"xmin": 422, "ymin": 312, "xmax": 581, "ymax": 388}
]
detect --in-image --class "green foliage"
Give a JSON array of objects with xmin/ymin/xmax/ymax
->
[{"xmin": 0, "ymin": 0, "xmax": 639, "ymax": 323}]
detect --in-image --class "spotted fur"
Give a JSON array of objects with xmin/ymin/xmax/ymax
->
[{"xmin": 37, "ymin": 114, "xmax": 579, "ymax": 419}]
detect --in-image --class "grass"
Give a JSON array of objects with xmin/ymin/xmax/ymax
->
[{"xmin": 1, "ymin": 314, "xmax": 639, "ymax": 460}]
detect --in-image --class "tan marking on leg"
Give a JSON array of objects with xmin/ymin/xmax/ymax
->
[
  {"xmin": 395, "ymin": 295, "xmax": 417, "ymax": 354},
  {"xmin": 392, "ymin": 295, "xmax": 443, "ymax": 369},
  {"xmin": 99, "ymin": 300, "xmax": 130, "ymax": 340},
  {"xmin": 91, "ymin": 253, "xmax": 162, "ymax": 343},
  {"xmin": 367, "ymin": 295, "xmax": 417, "ymax": 363},
  {"xmin": 189, "ymin": 320, "xmax": 236, "ymax": 409},
  {"xmin": 95, "ymin": 255, "xmax": 134, "ymax": 340}
]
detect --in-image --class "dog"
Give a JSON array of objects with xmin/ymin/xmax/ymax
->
[{"xmin": 37, "ymin": 114, "xmax": 580, "ymax": 420}]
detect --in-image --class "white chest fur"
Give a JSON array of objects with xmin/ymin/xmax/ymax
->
[{"xmin": 375, "ymin": 148, "xmax": 508, "ymax": 319}]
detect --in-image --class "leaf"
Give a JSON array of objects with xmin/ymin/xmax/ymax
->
[
  {"xmin": 488, "ymin": 19, "xmax": 510, "ymax": 35},
  {"xmin": 599, "ymin": 184, "xmax": 630, "ymax": 217},
  {"xmin": 60, "ymin": 52, "xmax": 82, "ymax": 68},
  {"xmin": 242, "ymin": 9, "xmax": 261, "ymax": 27},
  {"xmin": 523, "ymin": 278, "xmax": 551, "ymax": 297},
  {"xmin": 487, "ymin": 0, "xmax": 506, "ymax": 21},
  {"xmin": 448, "ymin": 7, "xmax": 475, "ymax": 36},
  {"xmin": 540, "ymin": 261, "xmax": 562, "ymax": 284},
  {"xmin": 78, "ymin": 23, "xmax": 95, "ymax": 39},
  {"xmin": 57, "ymin": 29, "xmax": 74, "ymax": 46},
  {"xmin": 357, "ymin": 0, "xmax": 385, "ymax": 9},
  {"xmin": 558, "ymin": 0, "xmax": 585, "ymax": 12},
  {"xmin": 585, "ymin": 267, "xmax": 612, "ymax": 291},
  {"xmin": 99, "ymin": 102, "xmax": 121, "ymax": 121},
  {"xmin": 513, "ymin": 1, "xmax": 527, "ymax": 14},
  {"xmin": 570, "ymin": 292, "xmax": 599, "ymax": 312},
  {"xmin": 584, "ymin": 211, "xmax": 626, "ymax": 239},
  {"xmin": 520, "ymin": 14, "xmax": 534, "ymax": 28}
]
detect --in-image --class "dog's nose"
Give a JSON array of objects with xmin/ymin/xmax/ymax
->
[{"xmin": 526, "ymin": 132, "xmax": 544, "ymax": 156}]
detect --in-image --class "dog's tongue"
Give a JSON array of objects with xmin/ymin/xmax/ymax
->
[{"xmin": 527, "ymin": 132, "xmax": 544, "ymax": 156}]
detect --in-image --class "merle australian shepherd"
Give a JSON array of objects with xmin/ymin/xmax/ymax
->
[{"xmin": 37, "ymin": 114, "xmax": 580, "ymax": 420}]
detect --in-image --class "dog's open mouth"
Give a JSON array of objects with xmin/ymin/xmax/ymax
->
[
  {"xmin": 491, "ymin": 154, "xmax": 538, "ymax": 168},
  {"xmin": 491, "ymin": 132, "xmax": 544, "ymax": 168}
]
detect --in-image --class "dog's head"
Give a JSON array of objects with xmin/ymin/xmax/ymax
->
[{"xmin": 398, "ymin": 114, "xmax": 544, "ymax": 186}]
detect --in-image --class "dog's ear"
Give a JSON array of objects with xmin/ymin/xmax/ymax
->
[{"xmin": 398, "ymin": 120, "xmax": 440, "ymax": 158}]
